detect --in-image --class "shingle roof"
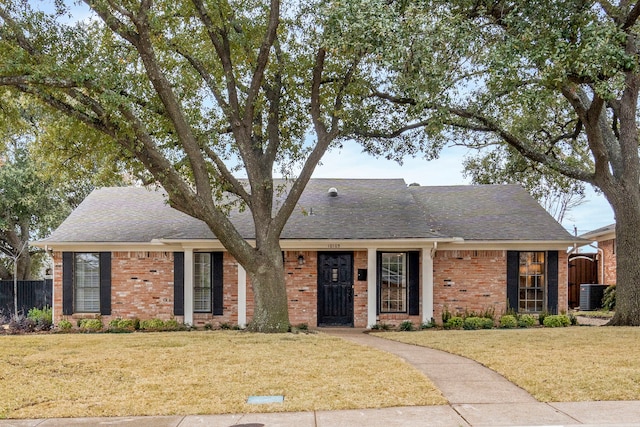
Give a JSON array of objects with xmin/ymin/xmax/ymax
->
[
  {"xmin": 409, "ymin": 184, "xmax": 576, "ymax": 241},
  {"xmin": 42, "ymin": 179, "xmax": 446, "ymax": 243},
  {"xmin": 41, "ymin": 180, "xmax": 576, "ymax": 244}
]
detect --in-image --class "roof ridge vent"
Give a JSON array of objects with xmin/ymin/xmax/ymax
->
[{"xmin": 327, "ymin": 187, "xmax": 338, "ymax": 197}]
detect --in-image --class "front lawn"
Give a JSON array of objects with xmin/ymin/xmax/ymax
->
[
  {"xmin": 0, "ymin": 331, "xmax": 444, "ymax": 419},
  {"xmin": 375, "ymin": 327, "xmax": 640, "ymax": 402}
]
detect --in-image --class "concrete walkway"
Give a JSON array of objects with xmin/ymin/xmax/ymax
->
[
  {"xmin": 323, "ymin": 328, "xmax": 640, "ymax": 426},
  {"xmin": 2, "ymin": 329, "xmax": 640, "ymax": 426}
]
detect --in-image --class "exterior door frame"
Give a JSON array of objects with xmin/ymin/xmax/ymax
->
[{"xmin": 317, "ymin": 251, "xmax": 354, "ymax": 327}]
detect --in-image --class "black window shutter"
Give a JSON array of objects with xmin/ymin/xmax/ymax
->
[
  {"xmin": 506, "ymin": 251, "xmax": 519, "ymax": 312},
  {"xmin": 376, "ymin": 252, "xmax": 382, "ymax": 315},
  {"xmin": 62, "ymin": 252, "xmax": 74, "ymax": 315},
  {"xmin": 173, "ymin": 252, "xmax": 184, "ymax": 316},
  {"xmin": 99, "ymin": 252, "xmax": 112, "ymax": 315},
  {"xmin": 408, "ymin": 251, "xmax": 420, "ymax": 315},
  {"xmin": 213, "ymin": 252, "xmax": 224, "ymax": 315},
  {"xmin": 547, "ymin": 251, "xmax": 559, "ymax": 314}
]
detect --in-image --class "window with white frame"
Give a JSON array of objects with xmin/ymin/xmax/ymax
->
[
  {"xmin": 74, "ymin": 253, "xmax": 100, "ymax": 313},
  {"xmin": 380, "ymin": 252, "xmax": 407, "ymax": 313},
  {"xmin": 519, "ymin": 252, "xmax": 545, "ymax": 313},
  {"xmin": 194, "ymin": 252, "xmax": 212, "ymax": 312}
]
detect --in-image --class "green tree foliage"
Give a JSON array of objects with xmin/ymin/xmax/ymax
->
[
  {"xmin": 343, "ymin": 1, "xmax": 640, "ymax": 326},
  {"xmin": 0, "ymin": 143, "xmax": 69, "ymax": 279},
  {"xmin": 0, "ymin": 0, "xmax": 418, "ymax": 332},
  {"xmin": 463, "ymin": 146, "xmax": 586, "ymax": 223}
]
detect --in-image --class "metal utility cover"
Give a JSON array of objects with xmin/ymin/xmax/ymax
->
[{"xmin": 247, "ymin": 395, "xmax": 284, "ymax": 404}]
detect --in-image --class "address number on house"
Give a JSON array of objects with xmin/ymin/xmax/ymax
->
[{"xmin": 328, "ymin": 243, "xmax": 341, "ymax": 248}]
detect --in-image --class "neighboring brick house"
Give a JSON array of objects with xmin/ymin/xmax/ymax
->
[
  {"xmin": 580, "ymin": 224, "xmax": 616, "ymax": 285},
  {"xmin": 35, "ymin": 179, "xmax": 577, "ymax": 328}
]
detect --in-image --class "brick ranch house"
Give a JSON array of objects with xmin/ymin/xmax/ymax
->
[
  {"xmin": 35, "ymin": 179, "xmax": 578, "ymax": 328},
  {"xmin": 580, "ymin": 223, "xmax": 616, "ymax": 286}
]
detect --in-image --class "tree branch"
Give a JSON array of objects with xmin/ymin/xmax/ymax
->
[
  {"xmin": 191, "ymin": 0, "xmax": 241, "ymax": 123},
  {"xmin": 243, "ymin": 0, "xmax": 280, "ymax": 128},
  {"xmin": 448, "ymin": 106, "xmax": 595, "ymax": 183}
]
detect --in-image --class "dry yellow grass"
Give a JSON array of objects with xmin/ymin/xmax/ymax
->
[
  {"xmin": 0, "ymin": 331, "xmax": 444, "ymax": 419},
  {"xmin": 375, "ymin": 328, "xmax": 640, "ymax": 402}
]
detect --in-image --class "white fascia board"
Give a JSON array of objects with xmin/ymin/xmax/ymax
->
[
  {"xmin": 278, "ymin": 238, "xmax": 461, "ymax": 250},
  {"xmin": 32, "ymin": 241, "xmax": 181, "ymax": 252},
  {"xmin": 38, "ymin": 237, "xmax": 462, "ymax": 253},
  {"xmin": 580, "ymin": 231, "xmax": 615, "ymax": 242},
  {"xmin": 437, "ymin": 240, "xmax": 578, "ymax": 251},
  {"xmin": 152, "ymin": 237, "xmax": 460, "ymax": 251}
]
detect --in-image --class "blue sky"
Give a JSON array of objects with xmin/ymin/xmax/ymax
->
[{"xmin": 312, "ymin": 142, "xmax": 615, "ymax": 237}]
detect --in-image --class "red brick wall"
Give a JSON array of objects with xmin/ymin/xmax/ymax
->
[
  {"xmin": 52, "ymin": 248, "xmax": 568, "ymax": 328},
  {"xmin": 432, "ymin": 250, "xmax": 569, "ymax": 323},
  {"xmin": 433, "ymin": 250, "xmax": 507, "ymax": 323},
  {"xmin": 283, "ymin": 250, "xmax": 318, "ymax": 326},
  {"xmin": 599, "ymin": 239, "xmax": 617, "ymax": 285},
  {"xmin": 52, "ymin": 251, "xmax": 177, "ymax": 324},
  {"xmin": 557, "ymin": 251, "xmax": 569, "ymax": 311},
  {"xmin": 353, "ymin": 251, "xmax": 370, "ymax": 328}
]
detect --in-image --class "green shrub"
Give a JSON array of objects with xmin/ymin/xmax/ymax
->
[
  {"xmin": 27, "ymin": 307, "xmax": 53, "ymax": 331},
  {"xmin": 538, "ymin": 310, "xmax": 549, "ymax": 325},
  {"xmin": 543, "ymin": 314, "xmax": 571, "ymax": 328},
  {"xmin": 57, "ymin": 319, "xmax": 73, "ymax": 332},
  {"xmin": 602, "ymin": 285, "xmax": 616, "ymax": 311},
  {"xmin": 139, "ymin": 318, "xmax": 165, "ymax": 331},
  {"xmin": 163, "ymin": 319, "xmax": 184, "ymax": 331},
  {"xmin": 138, "ymin": 318, "xmax": 186, "ymax": 331},
  {"xmin": 108, "ymin": 318, "xmax": 137, "ymax": 333},
  {"xmin": 441, "ymin": 306, "xmax": 452, "ymax": 324},
  {"xmin": 398, "ymin": 320, "xmax": 415, "ymax": 331},
  {"xmin": 79, "ymin": 318, "xmax": 103, "ymax": 332},
  {"xmin": 444, "ymin": 316, "xmax": 463, "ymax": 330},
  {"xmin": 463, "ymin": 317, "xmax": 482, "ymax": 330},
  {"xmin": 479, "ymin": 317, "xmax": 494, "ymax": 329},
  {"xmin": 499, "ymin": 315, "xmax": 517, "ymax": 329},
  {"xmin": 27, "ymin": 307, "xmax": 53, "ymax": 330},
  {"xmin": 518, "ymin": 314, "xmax": 536, "ymax": 328},
  {"xmin": 219, "ymin": 322, "xmax": 232, "ymax": 330}
]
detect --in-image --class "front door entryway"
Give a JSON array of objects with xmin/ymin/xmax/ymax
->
[{"xmin": 317, "ymin": 252, "xmax": 354, "ymax": 326}]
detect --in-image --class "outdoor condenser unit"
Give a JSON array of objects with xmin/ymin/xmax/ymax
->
[{"xmin": 579, "ymin": 284, "xmax": 607, "ymax": 311}]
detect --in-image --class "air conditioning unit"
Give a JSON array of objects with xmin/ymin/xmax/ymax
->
[{"xmin": 579, "ymin": 284, "xmax": 607, "ymax": 311}]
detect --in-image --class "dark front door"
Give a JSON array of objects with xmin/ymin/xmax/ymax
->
[{"xmin": 318, "ymin": 252, "xmax": 354, "ymax": 326}]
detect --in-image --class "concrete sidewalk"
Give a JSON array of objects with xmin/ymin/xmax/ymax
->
[{"xmin": 2, "ymin": 329, "xmax": 640, "ymax": 426}]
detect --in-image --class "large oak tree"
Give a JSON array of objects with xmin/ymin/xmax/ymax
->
[
  {"xmin": 353, "ymin": 0, "xmax": 640, "ymax": 325},
  {"xmin": 0, "ymin": 0, "xmax": 416, "ymax": 331}
]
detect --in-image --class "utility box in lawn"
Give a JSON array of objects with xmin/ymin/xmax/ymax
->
[{"xmin": 579, "ymin": 284, "xmax": 608, "ymax": 311}]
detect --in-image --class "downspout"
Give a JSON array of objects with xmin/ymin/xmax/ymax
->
[{"xmin": 590, "ymin": 244, "xmax": 605, "ymax": 284}]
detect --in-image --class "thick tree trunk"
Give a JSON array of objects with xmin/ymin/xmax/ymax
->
[
  {"xmin": 606, "ymin": 191, "xmax": 640, "ymax": 326},
  {"xmin": 244, "ymin": 243, "xmax": 290, "ymax": 333}
]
